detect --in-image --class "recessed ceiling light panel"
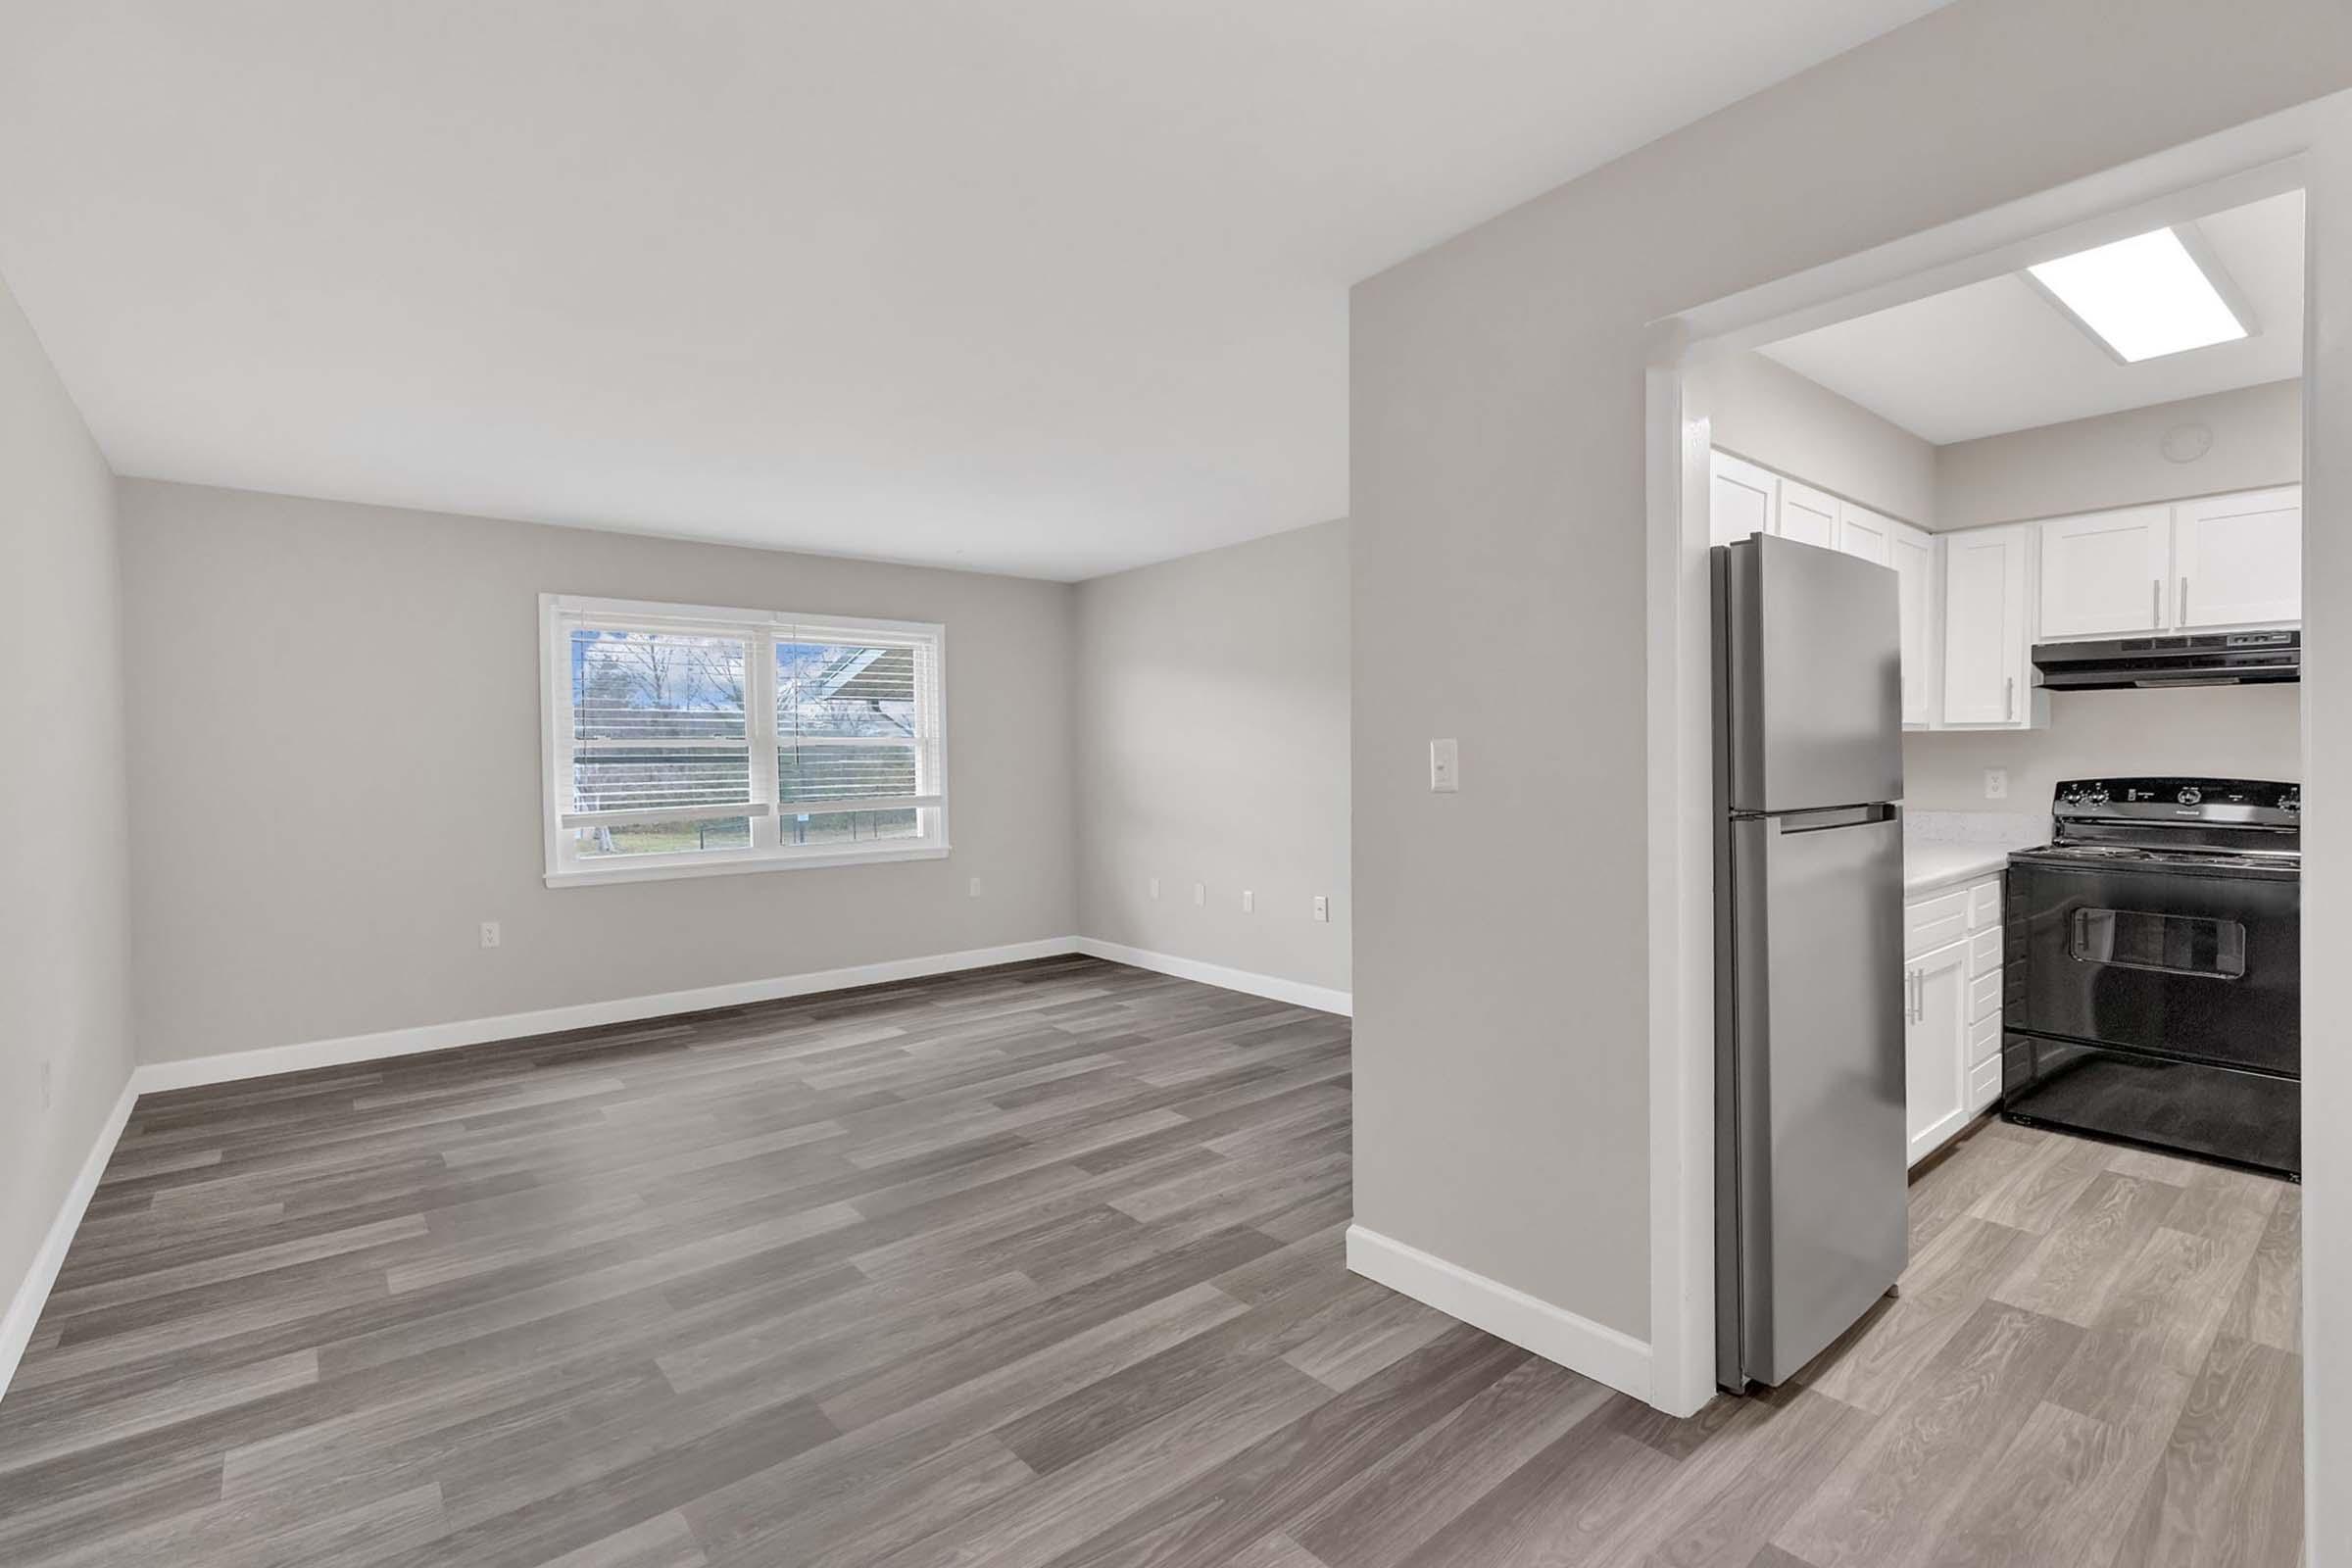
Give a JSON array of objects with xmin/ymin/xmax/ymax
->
[{"xmin": 2027, "ymin": 227, "xmax": 2248, "ymax": 363}]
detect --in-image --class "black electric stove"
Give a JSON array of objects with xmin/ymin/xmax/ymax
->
[{"xmin": 2001, "ymin": 777, "xmax": 2300, "ymax": 1178}]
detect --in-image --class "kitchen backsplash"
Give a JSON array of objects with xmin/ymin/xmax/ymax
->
[
  {"xmin": 1900, "ymin": 684, "xmax": 2300, "ymax": 812},
  {"xmin": 1904, "ymin": 809, "xmax": 2046, "ymax": 847}
]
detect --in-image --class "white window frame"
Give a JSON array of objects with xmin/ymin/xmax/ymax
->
[{"xmin": 540, "ymin": 593, "xmax": 950, "ymax": 887}]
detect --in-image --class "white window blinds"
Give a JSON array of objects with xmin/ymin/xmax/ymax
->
[
  {"xmin": 542, "ymin": 596, "xmax": 948, "ymax": 882},
  {"xmin": 565, "ymin": 626, "xmax": 760, "ymax": 828},
  {"xmin": 775, "ymin": 620, "xmax": 945, "ymax": 814}
]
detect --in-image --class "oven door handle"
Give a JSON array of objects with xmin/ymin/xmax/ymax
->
[{"xmin": 2070, "ymin": 906, "xmax": 2248, "ymax": 980}]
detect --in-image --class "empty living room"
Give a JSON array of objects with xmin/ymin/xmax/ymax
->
[{"xmin": 2, "ymin": 3, "xmax": 2349, "ymax": 1565}]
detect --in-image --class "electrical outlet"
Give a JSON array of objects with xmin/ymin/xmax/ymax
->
[
  {"xmin": 968, "ymin": 876, "xmax": 983, "ymax": 898},
  {"xmin": 1984, "ymin": 767, "xmax": 2009, "ymax": 801},
  {"xmin": 1193, "ymin": 882, "xmax": 1206, "ymax": 906},
  {"xmin": 479, "ymin": 920, "xmax": 501, "ymax": 950},
  {"xmin": 1430, "ymin": 739, "xmax": 1459, "ymax": 793},
  {"xmin": 1312, "ymin": 895, "xmax": 1330, "ymax": 923},
  {"xmin": 1241, "ymin": 890, "xmax": 1255, "ymax": 914}
]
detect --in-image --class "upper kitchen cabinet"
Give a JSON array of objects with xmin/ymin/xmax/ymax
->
[
  {"xmin": 2038, "ymin": 506, "xmax": 2173, "ymax": 639},
  {"xmin": 1941, "ymin": 523, "xmax": 2042, "ymax": 728},
  {"xmin": 1710, "ymin": 450, "xmax": 1778, "ymax": 546},
  {"xmin": 1846, "ymin": 500, "xmax": 1937, "ymax": 728},
  {"xmin": 1837, "ymin": 500, "xmax": 1893, "ymax": 565},
  {"xmin": 1888, "ymin": 520, "xmax": 1936, "ymax": 729},
  {"xmin": 1778, "ymin": 478, "xmax": 1840, "ymax": 550},
  {"xmin": 2174, "ymin": 486, "xmax": 2301, "ymax": 629}
]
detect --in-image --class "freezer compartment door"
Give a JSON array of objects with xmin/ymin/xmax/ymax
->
[
  {"xmin": 1719, "ymin": 533, "xmax": 1903, "ymax": 814},
  {"xmin": 1723, "ymin": 805, "xmax": 1909, "ymax": 1387}
]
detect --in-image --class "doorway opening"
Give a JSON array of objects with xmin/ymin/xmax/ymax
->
[{"xmin": 1641, "ymin": 98, "xmax": 2344, "ymax": 1559}]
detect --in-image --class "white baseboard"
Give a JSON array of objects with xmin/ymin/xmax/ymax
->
[
  {"xmin": 133, "ymin": 936, "xmax": 1085, "ymax": 1094},
  {"xmin": 1073, "ymin": 938, "xmax": 1351, "ymax": 1017},
  {"xmin": 1347, "ymin": 1222, "xmax": 1653, "ymax": 1402},
  {"xmin": 1, "ymin": 1077, "xmax": 137, "ymax": 1400}
]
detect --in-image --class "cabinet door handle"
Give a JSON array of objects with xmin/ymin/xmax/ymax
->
[
  {"xmin": 2004, "ymin": 676, "xmax": 2015, "ymax": 722},
  {"xmin": 2152, "ymin": 578, "xmax": 2161, "ymax": 627},
  {"xmin": 2180, "ymin": 577, "xmax": 2189, "ymax": 624}
]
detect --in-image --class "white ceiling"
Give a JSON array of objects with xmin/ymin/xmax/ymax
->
[
  {"xmin": 0, "ymin": 1, "xmax": 1944, "ymax": 579},
  {"xmin": 1760, "ymin": 189, "xmax": 2304, "ymax": 447}
]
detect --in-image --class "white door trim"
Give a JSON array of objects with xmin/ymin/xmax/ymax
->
[{"xmin": 1642, "ymin": 90, "xmax": 2352, "ymax": 1470}]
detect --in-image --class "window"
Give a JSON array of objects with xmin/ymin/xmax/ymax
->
[{"xmin": 541, "ymin": 594, "xmax": 947, "ymax": 884}]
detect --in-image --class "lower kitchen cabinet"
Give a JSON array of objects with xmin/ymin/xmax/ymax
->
[
  {"xmin": 1905, "ymin": 938, "xmax": 1970, "ymax": 1166},
  {"xmin": 1903, "ymin": 871, "xmax": 2005, "ymax": 1166}
]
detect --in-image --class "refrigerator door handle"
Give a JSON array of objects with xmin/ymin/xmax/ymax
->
[{"xmin": 1772, "ymin": 802, "xmax": 1900, "ymax": 834}]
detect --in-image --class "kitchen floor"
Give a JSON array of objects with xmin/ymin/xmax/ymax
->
[{"xmin": 0, "ymin": 957, "xmax": 2301, "ymax": 1567}]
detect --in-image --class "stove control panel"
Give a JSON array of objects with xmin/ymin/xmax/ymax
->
[{"xmin": 2053, "ymin": 777, "xmax": 2302, "ymax": 822}]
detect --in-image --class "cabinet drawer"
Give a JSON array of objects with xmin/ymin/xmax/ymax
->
[
  {"xmin": 1968, "ymin": 877, "xmax": 2002, "ymax": 931},
  {"xmin": 1969, "ymin": 967, "xmax": 2003, "ymax": 1025},
  {"xmin": 1969, "ymin": 1009, "xmax": 2001, "ymax": 1066},
  {"xmin": 1906, "ymin": 889, "xmax": 1970, "ymax": 957},
  {"xmin": 1969, "ymin": 926, "xmax": 2002, "ymax": 977},
  {"xmin": 1969, "ymin": 1054, "xmax": 2001, "ymax": 1111}
]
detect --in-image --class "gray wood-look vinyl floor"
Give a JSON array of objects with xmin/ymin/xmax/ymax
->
[{"xmin": 0, "ymin": 956, "xmax": 2302, "ymax": 1567}]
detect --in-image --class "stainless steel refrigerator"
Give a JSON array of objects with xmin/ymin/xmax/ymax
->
[{"xmin": 1713, "ymin": 532, "xmax": 1908, "ymax": 1392}]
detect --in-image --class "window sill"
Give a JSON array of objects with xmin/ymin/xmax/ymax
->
[{"xmin": 545, "ymin": 842, "xmax": 951, "ymax": 888}]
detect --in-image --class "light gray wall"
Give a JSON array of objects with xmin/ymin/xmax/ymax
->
[
  {"xmin": 1351, "ymin": 0, "xmax": 2352, "ymax": 1345},
  {"xmin": 1690, "ymin": 350, "xmax": 1937, "ymax": 524},
  {"xmin": 120, "ymin": 480, "xmax": 1079, "ymax": 1064},
  {"xmin": 0, "ymin": 273, "xmax": 132, "ymax": 1312},
  {"xmin": 1905, "ymin": 685, "xmax": 2301, "ymax": 811},
  {"xmin": 1074, "ymin": 520, "xmax": 1349, "ymax": 995},
  {"xmin": 1936, "ymin": 377, "xmax": 2302, "ymax": 529}
]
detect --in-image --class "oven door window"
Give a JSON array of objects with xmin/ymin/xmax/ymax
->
[{"xmin": 2070, "ymin": 907, "xmax": 2246, "ymax": 980}]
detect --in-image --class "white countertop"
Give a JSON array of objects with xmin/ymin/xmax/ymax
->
[
  {"xmin": 1903, "ymin": 841, "xmax": 2016, "ymax": 896},
  {"xmin": 1903, "ymin": 809, "xmax": 2045, "ymax": 898}
]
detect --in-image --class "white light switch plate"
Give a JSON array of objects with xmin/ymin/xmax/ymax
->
[
  {"xmin": 1312, "ymin": 895, "xmax": 1329, "ymax": 923},
  {"xmin": 1430, "ymin": 738, "xmax": 1459, "ymax": 793},
  {"xmin": 1241, "ymin": 890, "xmax": 1254, "ymax": 913}
]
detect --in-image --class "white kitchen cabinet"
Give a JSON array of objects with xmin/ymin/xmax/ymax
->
[
  {"xmin": 2175, "ymin": 486, "xmax": 2301, "ymax": 629},
  {"xmin": 1903, "ymin": 870, "xmax": 2005, "ymax": 1166},
  {"xmin": 1889, "ymin": 520, "xmax": 1936, "ymax": 729},
  {"xmin": 1838, "ymin": 500, "xmax": 1893, "ymax": 565},
  {"xmin": 2038, "ymin": 506, "xmax": 2172, "ymax": 640},
  {"xmin": 1779, "ymin": 478, "xmax": 1840, "ymax": 550},
  {"xmin": 1711, "ymin": 450, "xmax": 1778, "ymax": 546},
  {"xmin": 1904, "ymin": 937, "xmax": 1972, "ymax": 1167},
  {"xmin": 1940, "ymin": 523, "xmax": 2041, "ymax": 728}
]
